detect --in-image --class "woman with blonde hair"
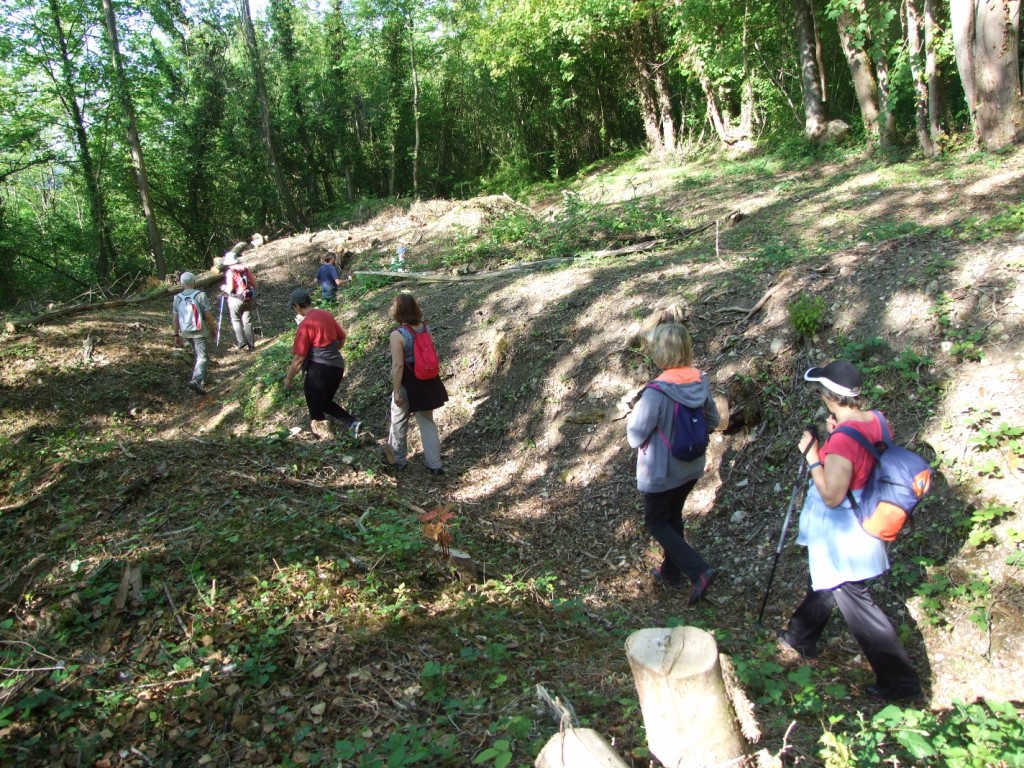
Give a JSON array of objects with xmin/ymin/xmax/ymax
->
[
  {"xmin": 386, "ymin": 293, "xmax": 449, "ymax": 475},
  {"xmin": 627, "ymin": 323, "xmax": 720, "ymax": 605}
]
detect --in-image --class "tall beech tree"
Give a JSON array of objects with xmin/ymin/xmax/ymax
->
[
  {"xmin": 793, "ymin": 0, "xmax": 828, "ymax": 139},
  {"xmin": 99, "ymin": 0, "xmax": 166, "ymax": 277},
  {"xmin": 236, "ymin": 0, "xmax": 301, "ymax": 227}
]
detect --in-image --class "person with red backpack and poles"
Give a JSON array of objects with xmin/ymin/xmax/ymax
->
[
  {"xmin": 776, "ymin": 360, "xmax": 923, "ymax": 702},
  {"xmin": 384, "ymin": 292, "xmax": 448, "ymax": 475},
  {"xmin": 626, "ymin": 323, "xmax": 721, "ymax": 606},
  {"xmin": 221, "ymin": 252, "xmax": 256, "ymax": 352}
]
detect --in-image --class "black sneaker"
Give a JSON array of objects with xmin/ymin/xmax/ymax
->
[
  {"xmin": 688, "ymin": 568, "xmax": 718, "ymax": 606},
  {"xmin": 777, "ymin": 630, "xmax": 819, "ymax": 661},
  {"xmin": 428, "ymin": 467, "xmax": 445, "ymax": 476},
  {"xmin": 188, "ymin": 381, "xmax": 207, "ymax": 395}
]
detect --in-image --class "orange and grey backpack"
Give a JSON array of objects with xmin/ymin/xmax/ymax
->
[{"xmin": 837, "ymin": 411, "xmax": 932, "ymax": 541}]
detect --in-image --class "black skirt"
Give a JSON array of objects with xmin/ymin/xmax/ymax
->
[{"xmin": 403, "ymin": 367, "xmax": 448, "ymax": 412}]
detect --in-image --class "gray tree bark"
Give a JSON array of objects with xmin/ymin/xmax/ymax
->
[
  {"xmin": 907, "ymin": 0, "xmax": 936, "ymax": 157},
  {"xmin": 793, "ymin": 0, "xmax": 827, "ymax": 139},
  {"xmin": 836, "ymin": 6, "xmax": 892, "ymax": 146},
  {"xmin": 237, "ymin": 0, "xmax": 301, "ymax": 227},
  {"xmin": 100, "ymin": 0, "xmax": 166, "ymax": 277},
  {"xmin": 951, "ymin": 0, "xmax": 1024, "ymax": 149}
]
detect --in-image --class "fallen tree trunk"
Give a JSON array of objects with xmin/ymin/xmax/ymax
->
[
  {"xmin": 5, "ymin": 271, "xmax": 222, "ymax": 333},
  {"xmin": 626, "ymin": 626, "xmax": 748, "ymax": 768}
]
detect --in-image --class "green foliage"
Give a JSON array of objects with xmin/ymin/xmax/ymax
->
[
  {"xmin": 787, "ymin": 293, "xmax": 827, "ymax": 338},
  {"xmin": 820, "ymin": 700, "xmax": 1024, "ymax": 767}
]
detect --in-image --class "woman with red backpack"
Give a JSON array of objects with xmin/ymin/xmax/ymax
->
[
  {"xmin": 385, "ymin": 293, "xmax": 448, "ymax": 475},
  {"xmin": 221, "ymin": 252, "xmax": 256, "ymax": 352}
]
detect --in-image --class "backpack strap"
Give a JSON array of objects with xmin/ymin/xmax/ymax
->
[
  {"xmin": 396, "ymin": 324, "xmax": 415, "ymax": 364},
  {"xmin": 643, "ymin": 382, "xmax": 675, "ymax": 452},
  {"xmin": 834, "ymin": 411, "xmax": 889, "ymax": 510}
]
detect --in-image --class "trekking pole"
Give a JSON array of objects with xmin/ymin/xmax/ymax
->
[
  {"xmin": 215, "ymin": 294, "xmax": 225, "ymax": 348},
  {"xmin": 253, "ymin": 300, "xmax": 264, "ymax": 338},
  {"xmin": 755, "ymin": 425, "xmax": 818, "ymax": 626}
]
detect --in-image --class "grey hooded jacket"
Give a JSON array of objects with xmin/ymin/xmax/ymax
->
[{"xmin": 626, "ymin": 368, "xmax": 720, "ymax": 493}]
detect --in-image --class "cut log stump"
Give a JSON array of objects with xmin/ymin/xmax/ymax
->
[
  {"xmin": 534, "ymin": 728, "xmax": 629, "ymax": 768},
  {"xmin": 626, "ymin": 626, "xmax": 747, "ymax": 768}
]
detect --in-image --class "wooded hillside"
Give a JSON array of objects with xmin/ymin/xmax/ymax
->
[{"xmin": 3, "ymin": 0, "xmax": 1024, "ymax": 307}]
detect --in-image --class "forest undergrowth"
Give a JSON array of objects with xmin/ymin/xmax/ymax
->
[{"xmin": 2, "ymin": 146, "xmax": 1024, "ymax": 767}]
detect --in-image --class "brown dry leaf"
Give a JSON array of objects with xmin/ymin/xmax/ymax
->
[
  {"xmin": 311, "ymin": 661, "xmax": 328, "ymax": 678},
  {"xmin": 231, "ymin": 714, "xmax": 251, "ymax": 731},
  {"xmin": 200, "ymin": 635, "xmax": 214, "ymax": 647},
  {"xmin": 226, "ymin": 683, "xmax": 241, "ymax": 697},
  {"xmin": 310, "ymin": 702, "xmax": 326, "ymax": 716}
]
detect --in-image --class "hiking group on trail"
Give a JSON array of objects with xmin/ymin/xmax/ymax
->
[{"xmin": 170, "ymin": 252, "xmax": 925, "ymax": 702}]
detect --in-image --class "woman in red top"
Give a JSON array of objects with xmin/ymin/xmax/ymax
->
[
  {"xmin": 283, "ymin": 289, "xmax": 360, "ymax": 440},
  {"xmin": 777, "ymin": 360, "xmax": 921, "ymax": 702}
]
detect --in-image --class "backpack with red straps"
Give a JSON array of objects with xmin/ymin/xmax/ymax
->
[
  {"xmin": 231, "ymin": 267, "xmax": 256, "ymax": 301},
  {"xmin": 399, "ymin": 323, "xmax": 440, "ymax": 380}
]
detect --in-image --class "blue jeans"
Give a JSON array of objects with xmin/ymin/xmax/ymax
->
[{"xmin": 642, "ymin": 479, "xmax": 707, "ymax": 585}]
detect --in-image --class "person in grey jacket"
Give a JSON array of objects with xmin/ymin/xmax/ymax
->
[{"xmin": 626, "ymin": 323, "xmax": 720, "ymax": 606}]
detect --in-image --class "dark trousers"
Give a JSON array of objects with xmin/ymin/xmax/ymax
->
[
  {"xmin": 642, "ymin": 480, "xmax": 708, "ymax": 585},
  {"xmin": 786, "ymin": 577, "xmax": 921, "ymax": 694},
  {"xmin": 304, "ymin": 363, "xmax": 355, "ymax": 424}
]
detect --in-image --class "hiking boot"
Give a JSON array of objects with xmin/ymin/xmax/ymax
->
[
  {"xmin": 428, "ymin": 467, "xmax": 445, "ymax": 476},
  {"xmin": 776, "ymin": 630, "xmax": 818, "ymax": 661},
  {"xmin": 650, "ymin": 567, "xmax": 685, "ymax": 590},
  {"xmin": 865, "ymin": 683, "xmax": 923, "ymax": 702},
  {"xmin": 688, "ymin": 568, "xmax": 718, "ymax": 606},
  {"xmin": 188, "ymin": 381, "xmax": 207, "ymax": 396},
  {"xmin": 310, "ymin": 420, "xmax": 335, "ymax": 440},
  {"xmin": 381, "ymin": 445, "xmax": 407, "ymax": 469}
]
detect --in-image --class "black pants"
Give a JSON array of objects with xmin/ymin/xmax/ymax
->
[
  {"xmin": 304, "ymin": 362, "xmax": 355, "ymax": 424},
  {"xmin": 785, "ymin": 577, "xmax": 921, "ymax": 695},
  {"xmin": 642, "ymin": 479, "xmax": 708, "ymax": 585}
]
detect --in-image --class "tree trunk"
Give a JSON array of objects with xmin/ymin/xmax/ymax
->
[
  {"xmin": 924, "ymin": 0, "xmax": 945, "ymax": 146},
  {"xmin": 534, "ymin": 729, "xmax": 628, "ymax": 768},
  {"xmin": 100, "ymin": 0, "xmax": 166, "ymax": 278},
  {"xmin": 907, "ymin": 0, "xmax": 936, "ymax": 157},
  {"xmin": 811, "ymin": 0, "xmax": 827, "ymax": 101},
  {"xmin": 237, "ymin": 0, "xmax": 301, "ymax": 228},
  {"xmin": 626, "ymin": 627, "xmax": 747, "ymax": 768},
  {"xmin": 408, "ymin": 10, "xmax": 421, "ymax": 198},
  {"xmin": 836, "ymin": 8, "xmax": 884, "ymax": 145},
  {"xmin": 873, "ymin": 39, "xmax": 896, "ymax": 147},
  {"xmin": 952, "ymin": 0, "xmax": 1024, "ymax": 149},
  {"xmin": 793, "ymin": 0, "xmax": 827, "ymax": 139},
  {"xmin": 631, "ymin": 22, "xmax": 664, "ymax": 154},
  {"xmin": 646, "ymin": 13, "xmax": 676, "ymax": 154},
  {"xmin": 950, "ymin": 0, "xmax": 978, "ymax": 133},
  {"xmin": 47, "ymin": 0, "xmax": 117, "ymax": 283},
  {"xmin": 699, "ymin": 72, "xmax": 732, "ymax": 144}
]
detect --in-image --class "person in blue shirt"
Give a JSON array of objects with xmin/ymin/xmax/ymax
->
[{"xmin": 315, "ymin": 253, "xmax": 342, "ymax": 302}]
